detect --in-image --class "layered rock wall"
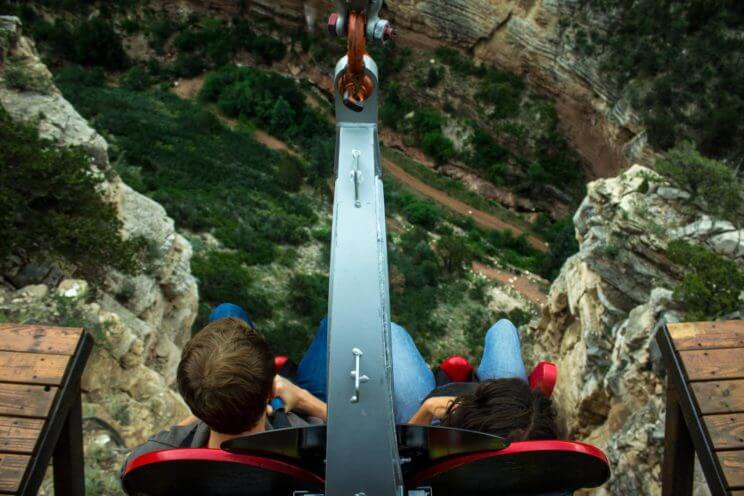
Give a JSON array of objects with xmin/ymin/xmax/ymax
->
[{"xmin": 180, "ymin": 0, "xmax": 649, "ymax": 178}]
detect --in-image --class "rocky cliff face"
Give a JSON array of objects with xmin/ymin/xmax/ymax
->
[
  {"xmin": 182, "ymin": 0, "xmax": 648, "ymax": 179},
  {"xmin": 0, "ymin": 16, "xmax": 197, "ymax": 489},
  {"xmin": 525, "ymin": 165, "xmax": 742, "ymax": 494}
]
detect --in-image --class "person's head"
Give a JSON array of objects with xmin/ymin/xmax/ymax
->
[
  {"xmin": 177, "ymin": 317, "xmax": 274, "ymax": 434},
  {"xmin": 441, "ymin": 378, "xmax": 558, "ymax": 441}
]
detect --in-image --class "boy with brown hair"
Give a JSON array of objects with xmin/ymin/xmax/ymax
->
[{"xmin": 121, "ymin": 306, "xmax": 326, "ymax": 471}]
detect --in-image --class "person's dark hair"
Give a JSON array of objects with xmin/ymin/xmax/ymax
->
[
  {"xmin": 441, "ymin": 378, "xmax": 558, "ymax": 441},
  {"xmin": 177, "ymin": 317, "xmax": 274, "ymax": 434}
]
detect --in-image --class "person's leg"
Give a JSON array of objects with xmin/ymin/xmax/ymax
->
[
  {"xmin": 476, "ymin": 319, "xmax": 528, "ymax": 382},
  {"xmin": 295, "ymin": 317, "xmax": 329, "ymax": 402},
  {"xmin": 209, "ymin": 303, "xmax": 256, "ymax": 329},
  {"xmin": 391, "ymin": 323, "xmax": 436, "ymax": 424}
]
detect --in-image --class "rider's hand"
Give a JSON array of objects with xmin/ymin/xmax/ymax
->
[
  {"xmin": 273, "ymin": 376, "xmax": 304, "ymax": 413},
  {"xmin": 424, "ymin": 396, "xmax": 456, "ymax": 420},
  {"xmin": 269, "ymin": 376, "xmax": 328, "ymax": 421}
]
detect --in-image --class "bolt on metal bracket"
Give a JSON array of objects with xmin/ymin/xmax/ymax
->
[
  {"xmin": 350, "ymin": 347, "xmax": 369, "ymax": 403},
  {"xmin": 351, "ymin": 149, "xmax": 362, "ymax": 207}
]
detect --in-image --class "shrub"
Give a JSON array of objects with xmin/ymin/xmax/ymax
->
[
  {"xmin": 583, "ymin": 0, "xmax": 744, "ymax": 160},
  {"xmin": 276, "ymin": 155, "xmax": 305, "ymax": 192},
  {"xmin": 3, "ymin": 64, "xmax": 51, "ymax": 93},
  {"xmin": 70, "ymin": 17, "xmax": 128, "ymax": 69},
  {"xmin": 654, "ymin": 143, "xmax": 742, "ymax": 225},
  {"xmin": 477, "ymin": 68, "xmax": 525, "ymax": 120},
  {"xmin": 402, "ymin": 199, "xmax": 440, "ymax": 230},
  {"xmin": 269, "ymin": 97, "xmax": 295, "ymax": 136},
  {"xmin": 170, "ymin": 53, "xmax": 206, "ymax": 78},
  {"xmin": 191, "ymin": 250, "xmax": 273, "ymax": 321},
  {"xmin": 667, "ymin": 240, "xmax": 744, "ymax": 321},
  {"xmin": 145, "ymin": 16, "xmax": 181, "ymax": 53},
  {"xmin": 436, "ymin": 234, "xmax": 473, "ymax": 274},
  {"xmin": 424, "ymin": 65, "xmax": 443, "ymax": 87},
  {"xmin": 435, "ymin": 47, "xmax": 483, "ymax": 76},
  {"xmin": 289, "ymin": 273, "xmax": 329, "ymax": 324},
  {"xmin": 0, "ymin": 107, "xmax": 143, "ymax": 281},
  {"xmin": 121, "ymin": 65, "xmax": 152, "ymax": 91},
  {"xmin": 423, "ymin": 131, "xmax": 455, "ymax": 165},
  {"xmin": 538, "ymin": 217, "xmax": 578, "ymax": 280},
  {"xmin": 251, "ymin": 35, "xmax": 286, "ymax": 64},
  {"xmin": 32, "ymin": 17, "xmax": 128, "ymax": 69}
]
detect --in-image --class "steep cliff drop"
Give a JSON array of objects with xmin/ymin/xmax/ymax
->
[
  {"xmin": 527, "ymin": 166, "xmax": 743, "ymax": 494},
  {"xmin": 0, "ymin": 16, "xmax": 198, "ymax": 491}
]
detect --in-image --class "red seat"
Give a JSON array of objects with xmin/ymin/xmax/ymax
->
[
  {"xmin": 439, "ymin": 355, "xmax": 474, "ymax": 382},
  {"xmin": 528, "ymin": 361, "xmax": 557, "ymax": 397},
  {"xmin": 439, "ymin": 356, "xmax": 558, "ymax": 398},
  {"xmin": 122, "ymin": 448, "xmax": 323, "ymax": 496},
  {"xmin": 407, "ymin": 439, "xmax": 610, "ymax": 494},
  {"xmin": 274, "ymin": 355, "xmax": 289, "ymax": 373}
]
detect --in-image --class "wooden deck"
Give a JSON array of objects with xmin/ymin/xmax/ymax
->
[
  {"xmin": 0, "ymin": 324, "xmax": 92, "ymax": 495},
  {"xmin": 657, "ymin": 320, "xmax": 744, "ymax": 496}
]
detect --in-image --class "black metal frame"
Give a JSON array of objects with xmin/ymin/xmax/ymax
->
[
  {"xmin": 16, "ymin": 330, "xmax": 93, "ymax": 496},
  {"xmin": 655, "ymin": 324, "xmax": 728, "ymax": 496}
]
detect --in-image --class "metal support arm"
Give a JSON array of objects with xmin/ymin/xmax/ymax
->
[{"xmin": 324, "ymin": 55, "xmax": 403, "ymax": 496}]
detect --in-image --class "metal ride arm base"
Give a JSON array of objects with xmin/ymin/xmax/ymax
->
[{"xmin": 325, "ymin": 54, "xmax": 404, "ymax": 495}]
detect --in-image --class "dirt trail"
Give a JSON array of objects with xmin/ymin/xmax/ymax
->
[
  {"xmin": 472, "ymin": 262, "xmax": 547, "ymax": 306},
  {"xmin": 249, "ymin": 129, "xmax": 548, "ymax": 305},
  {"xmin": 172, "ymin": 79, "xmax": 549, "ymax": 304},
  {"xmin": 382, "ymin": 159, "xmax": 549, "ymax": 253}
]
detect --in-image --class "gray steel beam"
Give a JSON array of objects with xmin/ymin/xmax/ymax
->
[{"xmin": 324, "ymin": 55, "xmax": 403, "ymax": 496}]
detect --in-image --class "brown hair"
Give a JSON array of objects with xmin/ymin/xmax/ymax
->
[
  {"xmin": 177, "ymin": 317, "xmax": 274, "ymax": 434},
  {"xmin": 441, "ymin": 378, "xmax": 559, "ymax": 441}
]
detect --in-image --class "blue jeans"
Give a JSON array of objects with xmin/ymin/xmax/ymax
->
[{"xmin": 296, "ymin": 318, "xmax": 528, "ymax": 424}]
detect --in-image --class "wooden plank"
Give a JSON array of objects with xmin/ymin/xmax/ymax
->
[
  {"xmin": 0, "ymin": 352, "xmax": 70, "ymax": 386},
  {"xmin": 693, "ymin": 380, "xmax": 744, "ymax": 415},
  {"xmin": 669, "ymin": 321, "xmax": 744, "ymax": 350},
  {"xmin": 0, "ymin": 417, "xmax": 44, "ymax": 455},
  {"xmin": 680, "ymin": 349, "xmax": 744, "ymax": 381},
  {"xmin": 0, "ymin": 384, "xmax": 56, "ymax": 418},
  {"xmin": 704, "ymin": 413, "xmax": 744, "ymax": 450},
  {"xmin": 0, "ymin": 453, "xmax": 29, "ymax": 493},
  {"xmin": 0, "ymin": 325, "xmax": 82, "ymax": 355},
  {"xmin": 719, "ymin": 450, "xmax": 744, "ymax": 488}
]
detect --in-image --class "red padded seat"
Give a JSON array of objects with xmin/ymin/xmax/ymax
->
[
  {"xmin": 407, "ymin": 440, "xmax": 610, "ymax": 494},
  {"xmin": 122, "ymin": 448, "xmax": 323, "ymax": 496}
]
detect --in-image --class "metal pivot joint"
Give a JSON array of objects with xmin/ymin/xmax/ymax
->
[{"xmin": 327, "ymin": 0, "xmax": 394, "ymax": 112}]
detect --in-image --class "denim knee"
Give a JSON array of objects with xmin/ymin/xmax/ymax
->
[{"xmin": 486, "ymin": 319, "xmax": 519, "ymax": 339}]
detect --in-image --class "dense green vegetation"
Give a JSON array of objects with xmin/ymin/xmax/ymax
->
[
  {"xmin": 54, "ymin": 65, "xmax": 522, "ymax": 363},
  {"xmin": 578, "ymin": 0, "xmax": 744, "ymax": 160},
  {"xmin": 667, "ymin": 240, "xmax": 744, "ymax": 321},
  {"xmin": 0, "ymin": 106, "xmax": 146, "ymax": 282},
  {"xmin": 55, "ymin": 66, "xmax": 328, "ymax": 354},
  {"xmin": 654, "ymin": 143, "xmax": 742, "ymax": 226},
  {"xmin": 199, "ymin": 64, "xmax": 334, "ymax": 185},
  {"xmin": 379, "ymin": 45, "xmax": 586, "ymax": 199}
]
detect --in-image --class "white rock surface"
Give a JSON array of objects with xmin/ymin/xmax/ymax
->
[{"xmin": 526, "ymin": 165, "xmax": 742, "ymax": 494}]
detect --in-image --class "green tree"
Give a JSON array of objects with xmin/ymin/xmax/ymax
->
[
  {"xmin": 269, "ymin": 97, "xmax": 295, "ymax": 137},
  {"xmin": 436, "ymin": 234, "xmax": 473, "ymax": 274},
  {"xmin": 654, "ymin": 143, "xmax": 742, "ymax": 225},
  {"xmin": 402, "ymin": 199, "xmax": 440, "ymax": 230},
  {"xmin": 0, "ymin": 107, "xmax": 143, "ymax": 282},
  {"xmin": 667, "ymin": 240, "xmax": 744, "ymax": 321}
]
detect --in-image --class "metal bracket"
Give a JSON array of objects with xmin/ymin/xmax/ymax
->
[
  {"xmin": 351, "ymin": 149, "xmax": 362, "ymax": 207},
  {"xmin": 350, "ymin": 347, "xmax": 369, "ymax": 403}
]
